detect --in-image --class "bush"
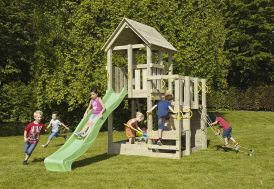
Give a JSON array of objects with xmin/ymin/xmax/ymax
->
[{"xmin": 208, "ymin": 86, "xmax": 274, "ymax": 111}]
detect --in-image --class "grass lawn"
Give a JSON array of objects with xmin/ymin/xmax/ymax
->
[{"xmin": 0, "ymin": 111, "xmax": 274, "ymax": 189}]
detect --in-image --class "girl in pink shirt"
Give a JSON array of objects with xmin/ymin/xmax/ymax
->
[{"xmin": 74, "ymin": 88, "xmax": 105, "ymax": 138}]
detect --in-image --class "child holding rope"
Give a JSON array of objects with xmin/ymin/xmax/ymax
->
[{"xmin": 210, "ymin": 112, "xmax": 239, "ymax": 147}]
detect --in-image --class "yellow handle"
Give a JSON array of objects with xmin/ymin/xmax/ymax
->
[
  {"xmin": 177, "ymin": 107, "xmax": 193, "ymax": 120},
  {"xmin": 198, "ymin": 84, "xmax": 209, "ymax": 93}
]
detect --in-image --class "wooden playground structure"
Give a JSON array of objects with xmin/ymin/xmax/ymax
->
[{"xmin": 102, "ymin": 18, "xmax": 207, "ymax": 159}]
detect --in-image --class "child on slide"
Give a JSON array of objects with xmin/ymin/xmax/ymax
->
[
  {"xmin": 210, "ymin": 112, "xmax": 239, "ymax": 147},
  {"xmin": 74, "ymin": 88, "xmax": 105, "ymax": 138}
]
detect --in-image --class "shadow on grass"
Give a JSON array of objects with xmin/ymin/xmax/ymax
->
[
  {"xmin": 32, "ymin": 157, "xmax": 45, "ymax": 163},
  {"xmin": 72, "ymin": 153, "xmax": 117, "ymax": 170},
  {"xmin": 215, "ymin": 145, "xmax": 237, "ymax": 153}
]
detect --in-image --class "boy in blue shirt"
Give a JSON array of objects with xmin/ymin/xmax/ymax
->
[{"xmin": 147, "ymin": 92, "xmax": 176, "ymax": 145}]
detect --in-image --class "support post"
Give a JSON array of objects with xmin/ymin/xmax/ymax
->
[
  {"xmin": 201, "ymin": 79, "xmax": 207, "ymax": 149},
  {"xmin": 107, "ymin": 48, "xmax": 113, "ymax": 154},
  {"xmin": 128, "ymin": 44, "xmax": 133, "ymax": 97},
  {"xmin": 168, "ymin": 52, "xmax": 173, "ymax": 92},
  {"xmin": 175, "ymin": 80, "xmax": 181, "ymax": 158},
  {"xmin": 131, "ymin": 99, "xmax": 136, "ymax": 118},
  {"xmin": 146, "ymin": 46, "xmax": 153, "ymax": 145},
  {"xmin": 183, "ymin": 76, "xmax": 191, "ymax": 156},
  {"xmin": 194, "ymin": 78, "xmax": 199, "ymax": 109}
]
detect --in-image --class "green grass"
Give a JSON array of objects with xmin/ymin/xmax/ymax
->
[{"xmin": 1, "ymin": 111, "xmax": 274, "ymax": 189}]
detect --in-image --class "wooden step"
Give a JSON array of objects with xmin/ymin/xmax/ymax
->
[
  {"xmin": 147, "ymin": 144, "xmax": 179, "ymax": 150},
  {"xmin": 148, "ymin": 130, "xmax": 185, "ymax": 140}
]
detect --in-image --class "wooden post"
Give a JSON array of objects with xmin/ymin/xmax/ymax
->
[
  {"xmin": 107, "ymin": 49, "xmax": 113, "ymax": 90},
  {"xmin": 159, "ymin": 51, "xmax": 163, "ymax": 65},
  {"xmin": 128, "ymin": 44, "xmax": 133, "ymax": 97},
  {"xmin": 131, "ymin": 99, "xmax": 136, "ymax": 118},
  {"xmin": 175, "ymin": 79, "xmax": 181, "ymax": 158},
  {"xmin": 201, "ymin": 79, "xmax": 207, "ymax": 149},
  {"xmin": 183, "ymin": 76, "xmax": 191, "ymax": 156},
  {"xmin": 146, "ymin": 46, "xmax": 153, "ymax": 145},
  {"xmin": 168, "ymin": 52, "xmax": 173, "ymax": 92},
  {"xmin": 107, "ymin": 48, "xmax": 113, "ymax": 154},
  {"xmin": 194, "ymin": 78, "xmax": 199, "ymax": 109}
]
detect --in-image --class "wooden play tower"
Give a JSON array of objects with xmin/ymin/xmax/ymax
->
[{"xmin": 102, "ymin": 18, "xmax": 207, "ymax": 159}]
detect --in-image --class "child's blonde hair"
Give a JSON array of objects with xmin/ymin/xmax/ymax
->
[
  {"xmin": 136, "ymin": 112, "xmax": 144, "ymax": 118},
  {"xmin": 34, "ymin": 110, "xmax": 43, "ymax": 118}
]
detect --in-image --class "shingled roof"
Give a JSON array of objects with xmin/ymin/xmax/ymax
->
[{"xmin": 102, "ymin": 18, "xmax": 177, "ymax": 52}]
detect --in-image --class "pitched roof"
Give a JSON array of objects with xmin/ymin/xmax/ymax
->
[{"xmin": 102, "ymin": 18, "xmax": 177, "ymax": 52}]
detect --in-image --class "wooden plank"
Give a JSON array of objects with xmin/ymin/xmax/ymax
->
[
  {"xmin": 148, "ymin": 130, "xmax": 178, "ymax": 140},
  {"xmin": 201, "ymin": 79, "xmax": 207, "ymax": 149},
  {"xmin": 114, "ymin": 67, "xmax": 119, "ymax": 92},
  {"xmin": 107, "ymin": 49, "xmax": 113, "ymax": 90},
  {"xmin": 147, "ymin": 46, "xmax": 153, "ymax": 146},
  {"xmin": 133, "ymin": 64, "xmax": 165, "ymax": 69},
  {"xmin": 111, "ymin": 143, "xmax": 179, "ymax": 159},
  {"xmin": 156, "ymin": 68, "xmax": 161, "ymax": 89},
  {"xmin": 159, "ymin": 51, "xmax": 163, "ymax": 65},
  {"xmin": 119, "ymin": 67, "xmax": 123, "ymax": 91},
  {"xmin": 142, "ymin": 68, "xmax": 147, "ymax": 90},
  {"xmin": 131, "ymin": 90, "xmax": 147, "ymax": 98},
  {"xmin": 113, "ymin": 44, "xmax": 145, "ymax": 51},
  {"xmin": 174, "ymin": 79, "xmax": 182, "ymax": 158},
  {"xmin": 147, "ymin": 74, "xmax": 180, "ymax": 80},
  {"xmin": 128, "ymin": 44, "xmax": 133, "ymax": 97},
  {"xmin": 168, "ymin": 52, "xmax": 173, "ymax": 92},
  {"xmin": 183, "ymin": 76, "xmax": 191, "ymax": 156},
  {"xmin": 193, "ymin": 77, "xmax": 199, "ymax": 109},
  {"xmin": 107, "ymin": 113, "xmax": 113, "ymax": 154},
  {"xmin": 147, "ymin": 144, "xmax": 179, "ymax": 150},
  {"xmin": 135, "ymin": 69, "xmax": 141, "ymax": 90}
]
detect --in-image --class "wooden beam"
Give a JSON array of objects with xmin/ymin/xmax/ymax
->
[
  {"xmin": 183, "ymin": 76, "xmax": 191, "ymax": 156},
  {"xmin": 146, "ymin": 46, "xmax": 153, "ymax": 146},
  {"xmin": 128, "ymin": 44, "xmax": 133, "ymax": 97},
  {"xmin": 133, "ymin": 64, "xmax": 165, "ymax": 69},
  {"xmin": 107, "ymin": 113, "xmax": 113, "ymax": 154},
  {"xmin": 147, "ymin": 74, "xmax": 180, "ymax": 80},
  {"xmin": 107, "ymin": 49, "xmax": 113, "ymax": 90},
  {"xmin": 201, "ymin": 79, "xmax": 207, "ymax": 149},
  {"xmin": 168, "ymin": 52, "xmax": 173, "ymax": 92},
  {"xmin": 175, "ymin": 79, "xmax": 182, "ymax": 158},
  {"xmin": 147, "ymin": 144, "xmax": 179, "ymax": 150},
  {"xmin": 113, "ymin": 44, "xmax": 146, "ymax": 51}
]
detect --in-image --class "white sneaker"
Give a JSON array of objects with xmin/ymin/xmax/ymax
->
[
  {"xmin": 42, "ymin": 144, "xmax": 48, "ymax": 148},
  {"xmin": 74, "ymin": 132, "xmax": 81, "ymax": 137}
]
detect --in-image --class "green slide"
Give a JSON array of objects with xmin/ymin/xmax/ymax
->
[{"xmin": 44, "ymin": 88, "xmax": 127, "ymax": 172}]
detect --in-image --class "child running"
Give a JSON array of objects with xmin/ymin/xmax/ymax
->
[
  {"xmin": 210, "ymin": 112, "xmax": 239, "ymax": 147},
  {"xmin": 147, "ymin": 91, "xmax": 176, "ymax": 145},
  {"xmin": 42, "ymin": 111, "xmax": 69, "ymax": 148},
  {"xmin": 74, "ymin": 88, "xmax": 105, "ymax": 138},
  {"xmin": 125, "ymin": 112, "xmax": 144, "ymax": 144},
  {"xmin": 23, "ymin": 110, "xmax": 46, "ymax": 165}
]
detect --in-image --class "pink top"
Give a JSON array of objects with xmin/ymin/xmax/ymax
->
[
  {"xmin": 216, "ymin": 117, "xmax": 231, "ymax": 130},
  {"xmin": 92, "ymin": 98, "xmax": 103, "ymax": 115}
]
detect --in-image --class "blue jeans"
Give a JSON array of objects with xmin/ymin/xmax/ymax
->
[
  {"xmin": 23, "ymin": 142, "xmax": 37, "ymax": 156},
  {"xmin": 48, "ymin": 132, "xmax": 59, "ymax": 140},
  {"xmin": 158, "ymin": 117, "xmax": 166, "ymax": 130},
  {"xmin": 223, "ymin": 127, "xmax": 232, "ymax": 140}
]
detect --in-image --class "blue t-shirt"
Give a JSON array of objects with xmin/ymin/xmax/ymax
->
[{"xmin": 157, "ymin": 100, "xmax": 171, "ymax": 118}]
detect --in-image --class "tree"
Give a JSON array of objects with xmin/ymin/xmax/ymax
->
[{"xmin": 222, "ymin": 0, "xmax": 274, "ymax": 88}]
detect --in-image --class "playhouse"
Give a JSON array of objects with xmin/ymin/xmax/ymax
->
[{"xmin": 102, "ymin": 18, "xmax": 208, "ymax": 159}]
